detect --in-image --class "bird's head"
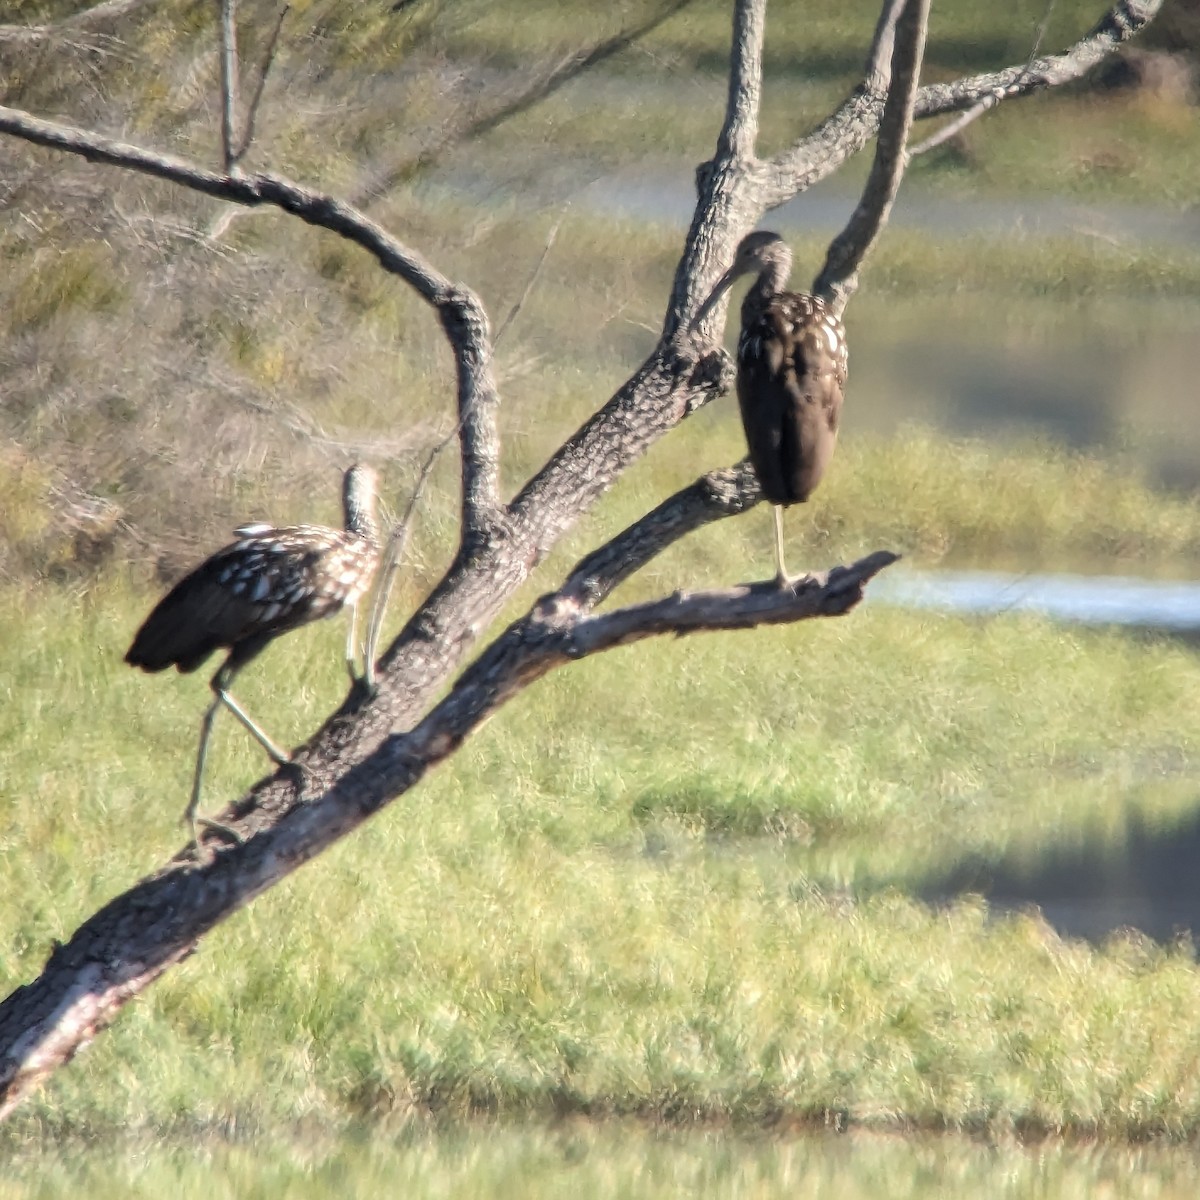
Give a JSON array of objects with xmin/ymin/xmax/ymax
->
[{"xmin": 690, "ymin": 231, "xmax": 792, "ymax": 332}]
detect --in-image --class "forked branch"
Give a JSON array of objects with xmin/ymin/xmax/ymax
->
[
  {"xmin": 0, "ymin": 103, "xmax": 502, "ymax": 549},
  {"xmin": 758, "ymin": 0, "xmax": 1160, "ymax": 211},
  {"xmin": 813, "ymin": 0, "xmax": 930, "ymax": 309}
]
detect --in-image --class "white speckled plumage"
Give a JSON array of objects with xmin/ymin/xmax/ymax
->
[{"xmin": 125, "ymin": 464, "xmax": 382, "ymax": 845}]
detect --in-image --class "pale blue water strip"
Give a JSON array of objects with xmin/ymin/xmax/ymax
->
[{"xmin": 872, "ymin": 570, "xmax": 1200, "ymax": 633}]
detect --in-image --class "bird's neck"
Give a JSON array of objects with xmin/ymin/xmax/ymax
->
[
  {"xmin": 742, "ymin": 255, "xmax": 792, "ymax": 321},
  {"xmin": 344, "ymin": 492, "xmax": 379, "ymax": 545}
]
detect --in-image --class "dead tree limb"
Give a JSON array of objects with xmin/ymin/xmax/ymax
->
[
  {"xmin": 0, "ymin": 0, "xmax": 1161, "ymax": 1119},
  {"xmin": 217, "ymin": 0, "xmax": 240, "ymax": 175},
  {"xmin": 755, "ymin": 0, "xmax": 1160, "ymax": 212},
  {"xmin": 814, "ymin": 0, "xmax": 930, "ymax": 310}
]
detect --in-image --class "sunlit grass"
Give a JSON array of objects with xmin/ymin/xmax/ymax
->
[{"xmin": 3, "ymin": 438, "xmax": 1200, "ymax": 1147}]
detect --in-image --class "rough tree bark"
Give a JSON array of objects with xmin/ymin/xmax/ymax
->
[{"xmin": 0, "ymin": 0, "xmax": 1161, "ymax": 1119}]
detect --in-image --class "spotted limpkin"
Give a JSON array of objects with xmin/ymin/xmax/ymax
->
[
  {"xmin": 693, "ymin": 231, "xmax": 848, "ymax": 584},
  {"xmin": 125, "ymin": 463, "xmax": 381, "ymax": 843}
]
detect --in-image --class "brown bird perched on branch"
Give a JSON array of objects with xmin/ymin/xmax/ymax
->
[
  {"xmin": 693, "ymin": 230, "xmax": 848, "ymax": 584},
  {"xmin": 125, "ymin": 464, "xmax": 381, "ymax": 844}
]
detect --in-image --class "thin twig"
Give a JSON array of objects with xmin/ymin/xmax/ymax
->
[
  {"xmin": 235, "ymin": 3, "xmax": 289, "ymax": 163},
  {"xmin": 493, "ymin": 212, "xmax": 565, "ymax": 348},
  {"xmin": 350, "ymin": 0, "xmax": 702, "ymax": 207},
  {"xmin": 907, "ymin": 91, "xmax": 1000, "ymax": 157},
  {"xmin": 217, "ymin": 0, "xmax": 240, "ymax": 174},
  {"xmin": 363, "ymin": 428, "xmax": 462, "ymax": 686},
  {"xmin": 909, "ymin": 0, "xmax": 1058, "ymax": 158}
]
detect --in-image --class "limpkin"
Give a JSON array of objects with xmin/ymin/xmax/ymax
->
[
  {"xmin": 693, "ymin": 230, "xmax": 848, "ymax": 584},
  {"xmin": 125, "ymin": 463, "xmax": 381, "ymax": 843}
]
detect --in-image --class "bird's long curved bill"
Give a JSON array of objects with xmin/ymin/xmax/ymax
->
[{"xmin": 689, "ymin": 268, "xmax": 738, "ymax": 331}]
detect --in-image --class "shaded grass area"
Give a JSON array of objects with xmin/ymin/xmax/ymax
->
[{"xmin": 3, "ymin": 439, "xmax": 1200, "ymax": 1146}]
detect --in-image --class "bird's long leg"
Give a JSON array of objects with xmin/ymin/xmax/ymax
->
[
  {"xmin": 185, "ymin": 658, "xmax": 291, "ymax": 850},
  {"xmin": 186, "ymin": 691, "xmax": 240, "ymax": 849},
  {"xmin": 215, "ymin": 683, "xmax": 290, "ymax": 765},
  {"xmin": 772, "ymin": 505, "xmax": 792, "ymax": 586}
]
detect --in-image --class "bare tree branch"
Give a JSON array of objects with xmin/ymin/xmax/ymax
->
[
  {"xmin": 0, "ymin": 0, "xmax": 149, "ymax": 45},
  {"xmin": 756, "ymin": 0, "xmax": 1160, "ymax": 212},
  {"xmin": 553, "ymin": 550, "xmax": 898, "ymax": 650},
  {"xmin": 814, "ymin": 0, "xmax": 930, "ymax": 309},
  {"xmin": 667, "ymin": 0, "xmax": 773, "ymax": 338},
  {"xmin": 863, "ymin": 0, "xmax": 907, "ymax": 94},
  {"xmin": 0, "ymin": 101, "xmax": 504, "ymax": 544},
  {"xmin": 562, "ymin": 462, "xmax": 760, "ymax": 608},
  {"xmin": 907, "ymin": 92, "xmax": 999, "ymax": 158},
  {"xmin": 909, "ymin": 0, "xmax": 1057, "ymax": 159},
  {"xmin": 0, "ymin": 105, "xmax": 444, "ymax": 296},
  {"xmin": 915, "ymin": 0, "xmax": 1156, "ymax": 120},
  {"xmin": 235, "ymin": 3, "xmax": 289, "ymax": 163},
  {"xmin": 717, "ymin": 0, "xmax": 767, "ymax": 162},
  {"xmin": 217, "ymin": 0, "xmax": 240, "ymax": 174}
]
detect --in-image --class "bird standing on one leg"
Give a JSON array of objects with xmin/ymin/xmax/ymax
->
[
  {"xmin": 125, "ymin": 464, "xmax": 381, "ymax": 846},
  {"xmin": 692, "ymin": 231, "xmax": 848, "ymax": 585}
]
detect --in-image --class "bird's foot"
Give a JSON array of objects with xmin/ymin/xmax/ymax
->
[
  {"xmin": 199, "ymin": 817, "xmax": 244, "ymax": 841},
  {"xmin": 348, "ymin": 661, "xmax": 379, "ymax": 702},
  {"xmin": 186, "ymin": 814, "xmax": 244, "ymax": 861},
  {"xmin": 773, "ymin": 570, "xmax": 813, "ymax": 591}
]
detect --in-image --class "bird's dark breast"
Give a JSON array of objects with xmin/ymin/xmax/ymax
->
[
  {"xmin": 736, "ymin": 293, "xmax": 847, "ymax": 506},
  {"xmin": 124, "ymin": 527, "xmax": 375, "ymax": 674}
]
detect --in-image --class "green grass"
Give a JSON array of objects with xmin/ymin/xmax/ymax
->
[{"xmin": 3, "ymin": 438, "xmax": 1200, "ymax": 1150}]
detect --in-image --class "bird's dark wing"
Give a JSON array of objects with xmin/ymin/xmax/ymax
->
[
  {"xmin": 125, "ymin": 526, "xmax": 371, "ymax": 674},
  {"xmin": 737, "ymin": 295, "xmax": 847, "ymax": 506}
]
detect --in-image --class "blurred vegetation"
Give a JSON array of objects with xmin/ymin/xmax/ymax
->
[
  {"xmin": 1, "ymin": 0, "xmax": 1198, "ymax": 584},
  {"xmin": 10, "ymin": 1123, "xmax": 1200, "ymax": 1199},
  {"xmin": 6, "ymin": 1120, "xmax": 1200, "ymax": 1199}
]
